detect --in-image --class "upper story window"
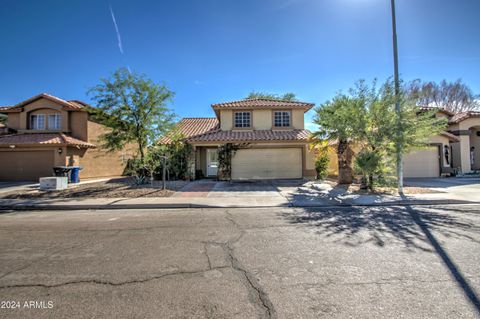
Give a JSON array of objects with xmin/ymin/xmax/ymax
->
[
  {"xmin": 234, "ymin": 112, "xmax": 251, "ymax": 128},
  {"xmin": 274, "ymin": 111, "xmax": 291, "ymax": 127},
  {"xmin": 48, "ymin": 114, "xmax": 62, "ymax": 130},
  {"xmin": 30, "ymin": 114, "xmax": 46, "ymax": 130}
]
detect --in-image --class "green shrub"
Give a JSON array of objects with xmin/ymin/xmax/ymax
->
[{"xmin": 315, "ymin": 152, "xmax": 330, "ymax": 180}]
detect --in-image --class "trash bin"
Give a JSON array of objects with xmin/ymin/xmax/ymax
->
[
  {"xmin": 53, "ymin": 166, "xmax": 71, "ymax": 177},
  {"xmin": 69, "ymin": 166, "xmax": 82, "ymax": 183}
]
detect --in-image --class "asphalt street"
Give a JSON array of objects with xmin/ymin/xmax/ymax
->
[{"xmin": 0, "ymin": 205, "xmax": 479, "ymax": 318}]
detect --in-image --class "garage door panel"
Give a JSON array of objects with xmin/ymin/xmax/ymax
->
[
  {"xmin": 232, "ymin": 148, "xmax": 302, "ymax": 180},
  {"xmin": 0, "ymin": 150, "xmax": 55, "ymax": 181},
  {"xmin": 403, "ymin": 147, "xmax": 440, "ymax": 178}
]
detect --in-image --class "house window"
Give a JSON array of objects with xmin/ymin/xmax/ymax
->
[
  {"xmin": 30, "ymin": 114, "xmax": 46, "ymax": 130},
  {"xmin": 234, "ymin": 112, "xmax": 251, "ymax": 128},
  {"xmin": 48, "ymin": 114, "xmax": 62, "ymax": 130},
  {"xmin": 274, "ymin": 111, "xmax": 291, "ymax": 127}
]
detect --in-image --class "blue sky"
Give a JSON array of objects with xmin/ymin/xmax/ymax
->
[{"xmin": 1, "ymin": 0, "xmax": 479, "ymax": 129}]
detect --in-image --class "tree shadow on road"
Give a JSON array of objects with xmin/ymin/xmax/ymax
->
[{"xmin": 283, "ymin": 204, "xmax": 480, "ymax": 314}]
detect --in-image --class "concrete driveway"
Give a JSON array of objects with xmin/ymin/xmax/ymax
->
[
  {"xmin": 0, "ymin": 205, "xmax": 479, "ymax": 318},
  {"xmin": 405, "ymin": 177, "xmax": 480, "ymax": 197},
  {"xmin": 172, "ymin": 178, "xmax": 480, "ymax": 207},
  {"xmin": 174, "ymin": 179, "xmax": 303, "ymax": 198}
]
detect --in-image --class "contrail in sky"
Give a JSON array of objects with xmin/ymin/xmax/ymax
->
[{"xmin": 109, "ymin": 4, "xmax": 124, "ymax": 55}]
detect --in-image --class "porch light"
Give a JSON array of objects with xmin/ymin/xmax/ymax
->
[
  {"xmin": 58, "ymin": 148, "xmax": 63, "ymax": 154},
  {"xmin": 9, "ymin": 145, "xmax": 15, "ymax": 149}
]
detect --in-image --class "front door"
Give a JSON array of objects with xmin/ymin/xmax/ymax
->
[{"xmin": 206, "ymin": 148, "xmax": 218, "ymax": 177}]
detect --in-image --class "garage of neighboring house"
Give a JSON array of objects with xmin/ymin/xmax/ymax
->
[
  {"xmin": 0, "ymin": 150, "xmax": 55, "ymax": 181},
  {"xmin": 231, "ymin": 148, "xmax": 303, "ymax": 180},
  {"xmin": 403, "ymin": 146, "xmax": 440, "ymax": 178}
]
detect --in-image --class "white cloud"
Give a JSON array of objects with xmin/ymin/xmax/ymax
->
[{"xmin": 109, "ymin": 4, "xmax": 124, "ymax": 55}]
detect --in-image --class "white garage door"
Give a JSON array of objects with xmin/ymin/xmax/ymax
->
[
  {"xmin": 231, "ymin": 148, "xmax": 302, "ymax": 180},
  {"xmin": 403, "ymin": 147, "xmax": 440, "ymax": 178}
]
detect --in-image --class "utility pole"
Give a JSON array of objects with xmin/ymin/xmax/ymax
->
[{"xmin": 390, "ymin": 0, "xmax": 403, "ymax": 193}]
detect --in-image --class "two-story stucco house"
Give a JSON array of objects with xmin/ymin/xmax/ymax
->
[
  {"xmin": 163, "ymin": 98, "xmax": 317, "ymax": 180},
  {"xmin": 327, "ymin": 107, "xmax": 480, "ymax": 178},
  {"xmin": 0, "ymin": 93, "xmax": 134, "ymax": 181}
]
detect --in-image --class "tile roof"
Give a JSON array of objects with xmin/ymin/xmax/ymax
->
[
  {"xmin": 186, "ymin": 129, "xmax": 311, "ymax": 143},
  {"xmin": 0, "ymin": 93, "xmax": 88, "ymax": 112},
  {"xmin": 212, "ymin": 98, "xmax": 314, "ymax": 111},
  {"xmin": 449, "ymin": 111, "xmax": 480, "ymax": 124},
  {"xmin": 0, "ymin": 133, "xmax": 96, "ymax": 148},
  {"xmin": 159, "ymin": 118, "xmax": 219, "ymax": 143}
]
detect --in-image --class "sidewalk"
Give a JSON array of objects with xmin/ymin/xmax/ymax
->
[
  {"xmin": 0, "ymin": 191, "xmax": 477, "ymax": 211},
  {"xmin": 1, "ymin": 178, "xmax": 479, "ymax": 211}
]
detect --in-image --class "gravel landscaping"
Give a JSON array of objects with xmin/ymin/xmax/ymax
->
[
  {"xmin": 312, "ymin": 179, "xmax": 441, "ymax": 195},
  {"xmin": 0, "ymin": 178, "xmax": 190, "ymax": 199}
]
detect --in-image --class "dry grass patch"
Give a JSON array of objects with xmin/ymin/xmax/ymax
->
[{"xmin": 1, "ymin": 178, "xmax": 189, "ymax": 199}]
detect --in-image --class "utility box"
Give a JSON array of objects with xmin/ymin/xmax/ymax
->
[{"xmin": 39, "ymin": 177, "xmax": 68, "ymax": 190}]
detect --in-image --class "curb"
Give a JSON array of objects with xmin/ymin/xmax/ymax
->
[{"xmin": 0, "ymin": 200, "xmax": 478, "ymax": 211}]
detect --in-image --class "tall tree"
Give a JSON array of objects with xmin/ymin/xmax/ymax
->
[
  {"xmin": 89, "ymin": 68, "xmax": 175, "ymax": 162},
  {"xmin": 246, "ymin": 91, "xmax": 298, "ymax": 101},
  {"xmin": 313, "ymin": 79, "xmax": 447, "ymax": 186},
  {"xmin": 406, "ymin": 79, "xmax": 480, "ymax": 113}
]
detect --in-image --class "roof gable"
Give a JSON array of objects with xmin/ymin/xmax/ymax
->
[{"xmin": 0, "ymin": 93, "xmax": 88, "ymax": 113}]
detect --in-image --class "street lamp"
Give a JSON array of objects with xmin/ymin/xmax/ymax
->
[{"xmin": 390, "ymin": 0, "xmax": 403, "ymax": 193}]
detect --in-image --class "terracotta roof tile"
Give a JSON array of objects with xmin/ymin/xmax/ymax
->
[
  {"xmin": 449, "ymin": 111, "xmax": 480, "ymax": 124},
  {"xmin": 186, "ymin": 129, "xmax": 311, "ymax": 143},
  {"xmin": 159, "ymin": 118, "xmax": 219, "ymax": 144},
  {"xmin": 212, "ymin": 98, "xmax": 314, "ymax": 111},
  {"xmin": 0, "ymin": 133, "xmax": 96, "ymax": 148}
]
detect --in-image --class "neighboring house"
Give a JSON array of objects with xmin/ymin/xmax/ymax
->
[
  {"xmin": 0, "ymin": 93, "xmax": 134, "ymax": 181},
  {"xmin": 327, "ymin": 107, "xmax": 480, "ymax": 178},
  {"xmin": 404, "ymin": 107, "xmax": 480, "ymax": 177},
  {"xmin": 162, "ymin": 98, "xmax": 316, "ymax": 180}
]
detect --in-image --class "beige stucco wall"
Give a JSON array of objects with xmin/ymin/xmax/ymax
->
[
  {"xmin": 75, "ymin": 121, "xmax": 135, "ymax": 179},
  {"xmin": 457, "ymin": 118, "xmax": 480, "ymax": 131},
  {"xmin": 448, "ymin": 117, "xmax": 480, "ymax": 172},
  {"xmin": 219, "ymin": 109, "xmax": 306, "ymax": 131},
  {"xmin": 220, "ymin": 110, "xmax": 233, "ymax": 130},
  {"xmin": 428, "ymin": 134, "xmax": 451, "ymax": 168},
  {"xmin": 292, "ymin": 109, "xmax": 304, "ymax": 129},
  {"xmin": 470, "ymin": 127, "xmax": 480, "ymax": 170},
  {"xmin": 6, "ymin": 113, "xmax": 20, "ymax": 130},
  {"xmin": 253, "ymin": 110, "xmax": 271, "ymax": 130},
  {"xmin": 70, "ymin": 111, "xmax": 88, "ymax": 141},
  {"xmin": 19, "ymin": 98, "xmax": 69, "ymax": 131}
]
